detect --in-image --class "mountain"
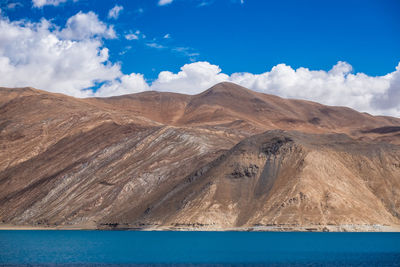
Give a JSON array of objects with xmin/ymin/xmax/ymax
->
[{"xmin": 0, "ymin": 82, "xmax": 399, "ymax": 231}]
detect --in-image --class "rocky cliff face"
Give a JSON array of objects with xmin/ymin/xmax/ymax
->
[{"xmin": 1, "ymin": 82, "xmax": 400, "ymax": 231}]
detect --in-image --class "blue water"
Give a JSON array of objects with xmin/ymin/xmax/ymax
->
[{"xmin": 0, "ymin": 231, "xmax": 399, "ymax": 266}]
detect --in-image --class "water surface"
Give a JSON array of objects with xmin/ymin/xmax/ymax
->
[{"xmin": 0, "ymin": 231, "xmax": 399, "ymax": 266}]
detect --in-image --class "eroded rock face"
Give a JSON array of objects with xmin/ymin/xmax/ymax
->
[
  {"xmin": 229, "ymin": 163, "xmax": 259, "ymax": 179},
  {"xmin": 0, "ymin": 83, "xmax": 400, "ymax": 230},
  {"xmin": 133, "ymin": 131, "xmax": 400, "ymax": 229}
]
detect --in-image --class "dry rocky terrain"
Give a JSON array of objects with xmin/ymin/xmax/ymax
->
[{"xmin": 1, "ymin": 82, "xmax": 400, "ymax": 231}]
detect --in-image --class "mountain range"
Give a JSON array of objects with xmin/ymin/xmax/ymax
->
[{"xmin": 1, "ymin": 82, "xmax": 400, "ymax": 231}]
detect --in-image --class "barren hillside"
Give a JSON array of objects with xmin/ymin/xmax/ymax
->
[{"xmin": 1, "ymin": 82, "xmax": 399, "ymax": 231}]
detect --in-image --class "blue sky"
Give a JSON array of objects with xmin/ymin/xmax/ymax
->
[
  {"xmin": 4, "ymin": 0, "xmax": 400, "ymax": 78},
  {"xmin": 0, "ymin": 0, "xmax": 399, "ymax": 116}
]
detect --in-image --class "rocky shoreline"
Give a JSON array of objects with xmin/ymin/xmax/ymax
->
[{"xmin": 1, "ymin": 223, "xmax": 399, "ymax": 232}]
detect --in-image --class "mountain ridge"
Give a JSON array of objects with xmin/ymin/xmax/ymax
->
[{"xmin": 1, "ymin": 82, "xmax": 400, "ymax": 231}]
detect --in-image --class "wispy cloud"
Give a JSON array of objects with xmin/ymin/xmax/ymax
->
[
  {"xmin": 125, "ymin": 30, "xmax": 144, "ymax": 40},
  {"xmin": 119, "ymin": 46, "xmax": 132, "ymax": 56},
  {"xmin": 146, "ymin": 42, "xmax": 165, "ymax": 49},
  {"xmin": 141, "ymin": 34, "xmax": 199, "ymax": 61},
  {"xmin": 158, "ymin": 0, "xmax": 173, "ymax": 6},
  {"xmin": 6, "ymin": 1, "xmax": 23, "ymax": 9},
  {"xmin": 125, "ymin": 33, "xmax": 138, "ymax": 40},
  {"xmin": 173, "ymin": 47, "xmax": 200, "ymax": 61},
  {"xmin": 107, "ymin": 5, "xmax": 123, "ymax": 20},
  {"xmin": 197, "ymin": 1, "xmax": 213, "ymax": 7},
  {"xmin": 32, "ymin": 0, "xmax": 77, "ymax": 8},
  {"xmin": 143, "ymin": 34, "xmax": 200, "ymax": 61}
]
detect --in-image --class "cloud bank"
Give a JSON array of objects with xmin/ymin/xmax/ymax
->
[
  {"xmin": 0, "ymin": 13, "xmax": 399, "ymax": 116},
  {"xmin": 147, "ymin": 61, "xmax": 399, "ymax": 116},
  {"xmin": 0, "ymin": 13, "xmax": 120, "ymax": 97}
]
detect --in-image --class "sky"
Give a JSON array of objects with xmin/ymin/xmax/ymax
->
[{"xmin": 0, "ymin": 0, "xmax": 399, "ymax": 116}]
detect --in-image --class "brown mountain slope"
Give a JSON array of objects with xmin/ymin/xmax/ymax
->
[
  {"xmin": 130, "ymin": 130, "xmax": 400, "ymax": 231},
  {"xmin": 93, "ymin": 82, "xmax": 400, "ymax": 143},
  {"xmin": 0, "ymin": 83, "xmax": 400, "ymax": 231},
  {"xmin": 0, "ymin": 87, "xmax": 238, "ymax": 227},
  {"xmin": 0, "ymin": 124, "xmax": 233, "ymax": 227},
  {"xmin": 0, "ymin": 87, "xmax": 160, "ymax": 172}
]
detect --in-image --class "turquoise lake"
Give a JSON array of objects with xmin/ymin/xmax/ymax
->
[{"xmin": 0, "ymin": 231, "xmax": 399, "ymax": 266}]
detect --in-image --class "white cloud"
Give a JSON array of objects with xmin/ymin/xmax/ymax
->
[
  {"xmin": 96, "ymin": 73, "xmax": 149, "ymax": 97},
  {"xmin": 197, "ymin": 1, "xmax": 212, "ymax": 7},
  {"xmin": 7, "ymin": 2, "xmax": 23, "ymax": 9},
  {"xmin": 32, "ymin": 0, "xmax": 76, "ymax": 8},
  {"xmin": 146, "ymin": 42, "xmax": 165, "ymax": 49},
  {"xmin": 158, "ymin": 0, "xmax": 173, "ymax": 6},
  {"xmin": 125, "ymin": 30, "xmax": 143, "ymax": 40},
  {"xmin": 149, "ymin": 61, "xmax": 400, "ymax": 116},
  {"xmin": 172, "ymin": 47, "xmax": 199, "ymax": 61},
  {"xmin": 0, "ymin": 14, "xmax": 120, "ymax": 97},
  {"xmin": 60, "ymin": 11, "xmax": 116, "ymax": 40},
  {"xmin": 228, "ymin": 62, "xmax": 394, "ymax": 115},
  {"xmin": 107, "ymin": 5, "xmax": 123, "ymax": 20},
  {"xmin": 118, "ymin": 45, "xmax": 132, "ymax": 55},
  {"xmin": 371, "ymin": 63, "xmax": 400, "ymax": 112},
  {"xmin": 125, "ymin": 33, "xmax": 138, "ymax": 40},
  {"xmin": 151, "ymin": 61, "xmax": 229, "ymax": 94}
]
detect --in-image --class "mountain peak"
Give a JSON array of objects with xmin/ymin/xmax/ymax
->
[{"xmin": 197, "ymin": 82, "xmax": 255, "ymax": 99}]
